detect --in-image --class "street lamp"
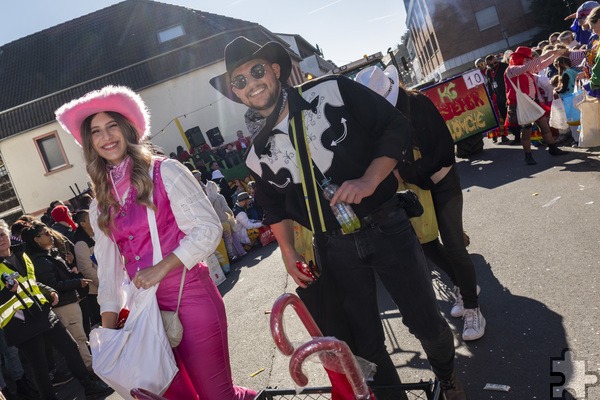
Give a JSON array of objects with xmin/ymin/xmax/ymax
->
[{"xmin": 387, "ymin": 47, "xmax": 401, "ymax": 72}]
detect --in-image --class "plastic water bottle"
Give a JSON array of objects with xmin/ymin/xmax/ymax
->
[{"xmin": 321, "ymin": 179, "xmax": 361, "ymax": 234}]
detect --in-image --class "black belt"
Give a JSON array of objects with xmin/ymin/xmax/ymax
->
[{"xmin": 324, "ymin": 196, "xmax": 402, "ymax": 236}]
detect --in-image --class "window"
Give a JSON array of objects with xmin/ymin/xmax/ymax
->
[
  {"xmin": 430, "ymin": 32, "xmax": 438, "ymax": 52},
  {"xmin": 425, "ymin": 39, "xmax": 434, "ymax": 60},
  {"xmin": 0, "ymin": 152, "xmax": 22, "ymax": 220},
  {"xmin": 475, "ymin": 6, "xmax": 500, "ymax": 31},
  {"xmin": 34, "ymin": 131, "xmax": 69, "ymax": 173},
  {"xmin": 158, "ymin": 24, "xmax": 185, "ymax": 43}
]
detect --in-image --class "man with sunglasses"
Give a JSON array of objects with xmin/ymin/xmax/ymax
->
[
  {"xmin": 485, "ymin": 54, "xmax": 513, "ymax": 144},
  {"xmin": 210, "ymin": 37, "xmax": 467, "ymax": 399}
]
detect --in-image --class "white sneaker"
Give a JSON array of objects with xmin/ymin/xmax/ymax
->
[
  {"xmin": 450, "ymin": 285, "xmax": 481, "ymax": 318},
  {"xmin": 462, "ymin": 307, "xmax": 486, "ymax": 341}
]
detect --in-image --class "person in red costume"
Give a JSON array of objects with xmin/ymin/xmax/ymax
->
[{"xmin": 504, "ymin": 46, "xmax": 569, "ymax": 165}]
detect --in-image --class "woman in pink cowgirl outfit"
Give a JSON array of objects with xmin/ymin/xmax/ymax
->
[{"xmin": 55, "ymin": 86, "xmax": 256, "ymax": 400}]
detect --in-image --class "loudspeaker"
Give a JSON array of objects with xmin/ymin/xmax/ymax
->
[
  {"xmin": 206, "ymin": 127, "xmax": 224, "ymax": 147},
  {"xmin": 185, "ymin": 126, "xmax": 206, "ymax": 148}
]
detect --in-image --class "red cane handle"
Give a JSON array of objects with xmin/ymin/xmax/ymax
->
[
  {"xmin": 289, "ymin": 337, "xmax": 371, "ymax": 400},
  {"xmin": 270, "ymin": 293, "xmax": 323, "ymax": 356}
]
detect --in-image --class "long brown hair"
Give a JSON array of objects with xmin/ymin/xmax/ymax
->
[
  {"xmin": 80, "ymin": 111, "xmax": 155, "ymax": 235},
  {"xmin": 586, "ymin": 6, "xmax": 600, "ymax": 28}
]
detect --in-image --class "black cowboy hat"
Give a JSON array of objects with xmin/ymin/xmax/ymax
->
[{"xmin": 209, "ymin": 36, "xmax": 292, "ymax": 103}]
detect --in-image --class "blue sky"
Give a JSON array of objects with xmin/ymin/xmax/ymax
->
[{"xmin": 0, "ymin": 0, "xmax": 407, "ymax": 66}]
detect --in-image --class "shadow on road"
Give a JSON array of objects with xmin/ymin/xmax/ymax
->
[
  {"xmin": 218, "ymin": 242, "xmax": 279, "ymax": 297},
  {"xmin": 456, "ymin": 145, "xmax": 600, "ymax": 191},
  {"xmin": 457, "ymin": 253, "xmax": 570, "ymax": 398},
  {"xmin": 374, "ymin": 252, "xmax": 571, "ymax": 398}
]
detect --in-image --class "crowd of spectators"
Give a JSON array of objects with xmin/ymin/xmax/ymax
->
[
  {"xmin": 0, "ymin": 203, "xmax": 114, "ymax": 399},
  {"xmin": 0, "ymin": 165, "xmax": 271, "ymax": 397},
  {"xmin": 475, "ymin": 2, "xmax": 600, "ymax": 161}
]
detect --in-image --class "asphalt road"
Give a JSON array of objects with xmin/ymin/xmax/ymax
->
[{"xmin": 57, "ymin": 138, "xmax": 600, "ymax": 399}]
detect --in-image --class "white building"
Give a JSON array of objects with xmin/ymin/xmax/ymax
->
[{"xmin": 0, "ymin": 0, "xmax": 304, "ymax": 221}]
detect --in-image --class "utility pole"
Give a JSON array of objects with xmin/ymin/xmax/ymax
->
[{"xmin": 387, "ymin": 47, "xmax": 401, "ymax": 72}]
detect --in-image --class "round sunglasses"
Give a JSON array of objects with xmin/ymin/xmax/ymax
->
[{"xmin": 230, "ymin": 63, "xmax": 267, "ymax": 90}]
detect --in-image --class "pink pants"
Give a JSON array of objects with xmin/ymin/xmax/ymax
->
[{"xmin": 157, "ymin": 265, "xmax": 256, "ymax": 400}]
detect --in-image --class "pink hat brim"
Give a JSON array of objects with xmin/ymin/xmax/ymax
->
[{"xmin": 55, "ymin": 85, "xmax": 150, "ymax": 146}]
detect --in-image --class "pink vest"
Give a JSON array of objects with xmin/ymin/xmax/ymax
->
[{"xmin": 112, "ymin": 158, "xmax": 186, "ymax": 279}]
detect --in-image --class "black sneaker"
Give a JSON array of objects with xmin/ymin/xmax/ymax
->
[
  {"xmin": 548, "ymin": 144, "xmax": 568, "ymax": 155},
  {"xmin": 525, "ymin": 152, "xmax": 537, "ymax": 165},
  {"xmin": 440, "ymin": 373, "xmax": 468, "ymax": 399}
]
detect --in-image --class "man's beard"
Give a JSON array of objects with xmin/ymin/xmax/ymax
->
[
  {"xmin": 244, "ymin": 84, "xmax": 288, "ymax": 142},
  {"xmin": 253, "ymin": 81, "xmax": 281, "ymax": 112}
]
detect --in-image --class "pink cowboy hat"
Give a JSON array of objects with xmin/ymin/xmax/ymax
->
[{"xmin": 55, "ymin": 85, "xmax": 150, "ymax": 146}]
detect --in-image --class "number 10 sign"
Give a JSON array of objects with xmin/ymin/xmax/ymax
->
[{"xmin": 463, "ymin": 70, "xmax": 485, "ymax": 89}]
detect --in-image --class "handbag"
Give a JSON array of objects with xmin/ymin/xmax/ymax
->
[
  {"xmin": 396, "ymin": 189, "xmax": 423, "ymax": 218},
  {"xmin": 89, "ymin": 284, "xmax": 178, "ymax": 399},
  {"xmin": 575, "ymin": 92, "xmax": 600, "ymax": 147},
  {"xmin": 549, "ymin": 96, "xmax": 569, "ymax": 130},
  {"xmin": 146, "ymin": 206, "xmax": 185, "ymax": 348},
  {"xmin": 508, "ymin": 76, "xmax": 545, "ymax": 125},
  {"xmin": 563, "ymin": 92, "xmax": 581, "ymax": 126},
  {"xmin": 398, "ymin": 182, "xmax": 438, "ymax": 244}
]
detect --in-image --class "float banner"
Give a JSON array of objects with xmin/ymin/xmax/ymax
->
[{"xmin": 421, "ymin": 70, "xmax": 499, "ymax": 142}]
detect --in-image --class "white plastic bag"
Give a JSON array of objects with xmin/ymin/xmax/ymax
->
[
  {"xmin": 89, "ymin": 284, "xmax": 178, "ymax": 399},
  {"xmin": 576, "ymin": 93, "xmax": 600, "ymax": 147},
  {"xmin": 205, "ymin": 253, "xmax": 226, "ymax": 286},
  {"xmin": 508, "ymin": 78, "xmax": 545, "ymax": 125},
  {"xmin": 549, "ymin": 97, "xmax": 569, "ymax": 130}
]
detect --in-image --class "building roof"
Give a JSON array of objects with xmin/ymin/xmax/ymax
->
[
  {"xmin": 275, "ymin": 32, "xmax": 321, "ymax": 55},
  {"xmin": 0, "ymin": 0, "xmax": 292, "ymax": 140}
]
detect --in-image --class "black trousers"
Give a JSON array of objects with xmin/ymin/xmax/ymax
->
[
  {"xmin": 314, "ymin": 207, "xmax": 455, "ymax": 382},
  {"xmin": 17, "ymin": 320, "xmax": 87, "ymax": 400},
  {"xmin": 86, "ymin": 294, "xmax": 102, "ymax": 327},
  {"xmin": 422, "ymin": 165, "xmax": 479, "ymax": 309}
]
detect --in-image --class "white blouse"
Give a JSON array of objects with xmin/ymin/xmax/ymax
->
[{"xmin": 90, "ymin": 158, "xmax": 222, "ymax": 314}]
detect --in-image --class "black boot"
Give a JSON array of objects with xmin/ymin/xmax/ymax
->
[
  {"xmin": 548, "ymin": 144, "xmax": 568, "ymax": 155},
  {"xmin": 440, "ymin": 372, "xmax": 468, "ymax": 399},
  {"xmin": 80, "ymin": 376, "xmax": 114, "ymax": 397},
  {"xmin": 509, "ymin": 129, "xmax": 521, "ymax": 145},
  {"xmin": 525, "ymin": 152, "xmax": 537, "ymax": 165}
]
